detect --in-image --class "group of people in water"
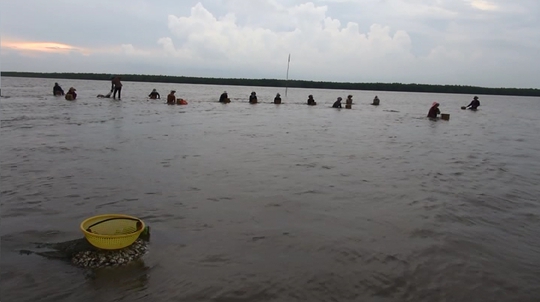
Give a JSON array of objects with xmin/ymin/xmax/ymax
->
[
  {"xmin": 427, "ymin": 96, "xmax": 481, "ymax": 119},
  {"xmin": 217, "ymin": 91, "xmax": 479, "ymax": 119},
  {"xmin": 53, "ymin": 80, "xmax": 480, "ymax": 118},
  {"xmin": 165, "ymin": 90, "xmax": 188, "ymax": 105},
  {"xmin": 147, "ymin": 89, "xmax": 188, "ymax": 105},
  {"xmin": 219, "ymin": 91, "xmax": 281, "ymax": 104},
  {"xmin": 53, "ymin": 82, "xmax": 77, "ymax": 100},
  {"xmin": 53, "ymin": 79, "xmax": 187, "ymax": 105},
  {"xmin": 54, "ymin": 76, "xmax": 123, "ymax": 100},
  {"xmin": 217, "ymin": 91, "xmax": 383, "ymax": 109},
  {"xmin": 145, "ymin": 88, "xmax": 187, "ymax": 105},
  {"xmin": 331, "ymin": 95, "xmax": 356, "ymax": 108}
]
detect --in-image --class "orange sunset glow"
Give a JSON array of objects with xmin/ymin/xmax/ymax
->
[{"xmin": 1, "ymin": 40, "xmax": 89, "ymax": 54}]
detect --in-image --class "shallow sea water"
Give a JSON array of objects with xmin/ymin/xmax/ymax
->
[{"xmin": 1, "ymin": 76, "xmax": 540, "ymax": 302}]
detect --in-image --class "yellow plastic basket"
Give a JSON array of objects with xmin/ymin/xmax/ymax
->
[{"xmin": 80, "ymin": 214, "xmax": 145, "ymax": 250}]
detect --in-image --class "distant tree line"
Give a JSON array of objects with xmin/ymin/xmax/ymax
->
[{"xmin": 2, "ymin": 71, "xmax": 539, "ymax": 97}]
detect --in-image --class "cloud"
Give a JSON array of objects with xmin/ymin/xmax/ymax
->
[
  {"xmin": 157, "ymin": 2, "xmax": 416, "ymax": 82},
  {"xmin": 467, "ymin": 0, "xmax": 498, "ymax": 11},
  {"xmin": 120, "ymin": 44, "xmax": 158, "ymax": 57},
  {"xmin": 1, "ymin": 39, "xmax": 89, "ymax": 55},
  {"xmin": 1, "ymin": 0, "xmax": 539, "ymax": 88}
]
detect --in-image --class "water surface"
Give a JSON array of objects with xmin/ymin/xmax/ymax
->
[{"xmin": 1, "ymin": 77, "xmax": 540, "ymax": 301}]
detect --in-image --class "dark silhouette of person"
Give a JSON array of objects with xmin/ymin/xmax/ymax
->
[
  {"xmin": 167, "ymin": 90, "xmax": 176, "ymax": 104},
  {"xmin": 53, "ymin": 83, "xmax": 64, "ymax": 96},
  {"xmin": 345, "ymin": 95, "xmax": 353, "ymax": 105},
  {"xmin": 65, "ymin": 87, "xmax": 77, "ymax": 100},
  {"xmin": 332, "ymin": 97, "xmax": 343, "ymax": 108},
  {"xmin": 427, "ymin": 102, "xmax": 441, "ymax": 118},
  {"xmin": 219, "ymin": 91, "xmax": 229, "ymax": 103},
  {"xmin": 274, "ymin": 93, "xmax": 282, "ymax": 104},
  {"xmin": 148, "ymin": 89, "xmax": 160, "ymax": 99},
  {"xmin": 307, "ymin": 95, "xmax": 317, "ymax": 106},
  {"xmin": 249, "ymin": 92, "xmax": 258, "ymax": 104},
  {"xmin": 467, "ymin": 96, "xmax": 480, "ymax": 110},
  {"xmin": 111, "ymin": 76, "xmax": 123, "ymax": 100}
]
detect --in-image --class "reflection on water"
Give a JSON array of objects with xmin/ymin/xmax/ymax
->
[
  {"xmin": 85, "ymin": 260, "xmax": 151, "ymax": 295},
  {"xmin": 1, "ymin": 77, "xmax": 540, "ymax": 301}
]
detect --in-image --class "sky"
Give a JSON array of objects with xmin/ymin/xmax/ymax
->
[{"xmin": 1, "ymin": 0, "xmax": 539, "ymax": 88}]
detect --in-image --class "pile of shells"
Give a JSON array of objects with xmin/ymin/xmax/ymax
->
[{"xmin": 71, "ymin": 239, "xmax": 148, "ymax": 268}]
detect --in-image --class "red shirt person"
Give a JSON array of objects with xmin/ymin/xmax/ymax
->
[{"xmin": 427, "ymin": 102, "xmax": 441, "ymax": 118}]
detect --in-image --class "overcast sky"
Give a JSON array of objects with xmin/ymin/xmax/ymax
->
[{"xmin": 1, "ymin": 0, "xmax": 539, "ymax": 88}]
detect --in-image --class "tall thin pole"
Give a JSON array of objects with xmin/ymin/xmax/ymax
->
[{"xmin": 285, "ymin": 53, "xmax": 291, "ymax": 97}]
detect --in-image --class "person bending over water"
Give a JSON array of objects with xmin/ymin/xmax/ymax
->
[
  {"xmin": 65, "ymin": 87, "xmax": 77, "ymax": 100},
  {"xmin": 274, "ymin": 93, "xmax": 282, "ymax": 104},
  {"xmin": 332, "ymin": 97, "xmax": 343, "ymax": 108},
  {"xmin": 167, "ymin": 90, "xmax": 177, "ymax": 104},
  {"xmin": 307, "ymin": 95, "xmax": 317, "ymax": 106},
  {"xmin": 427, "ymin": 102, "xmax": 441, "ymax": 118},
  {"xmin": 148, "ymin": 89, "xmax": 160, "ymax": 99},
  {"xmin": 111, "ymin": 76, "xmax": 122, "ymax": 100},
  {"xmin": 219, "ymin": 91, "xmax": 229, "ymax": 103},
  {"xmin": 249, "ymin": 92, "xmax": 258, "ymax": 104},
  {"xmin": 372, "ymin": 96, "xmax": 380, "ymax": 105},
  {"xmin": 53, "ymin": 83, "xmax": 64, "ymax": 96},
  {"xmin": 467, "ymin": 96, "xmax": 480, "ymax": 110},
  {"xmin": 346, "ymin": 95, "xmax": 353, "ymax": 105}
]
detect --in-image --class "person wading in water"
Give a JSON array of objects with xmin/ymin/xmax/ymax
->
[{"xmin": 111, "ymin": 76, "xmax": 123, "ymax": 100}]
